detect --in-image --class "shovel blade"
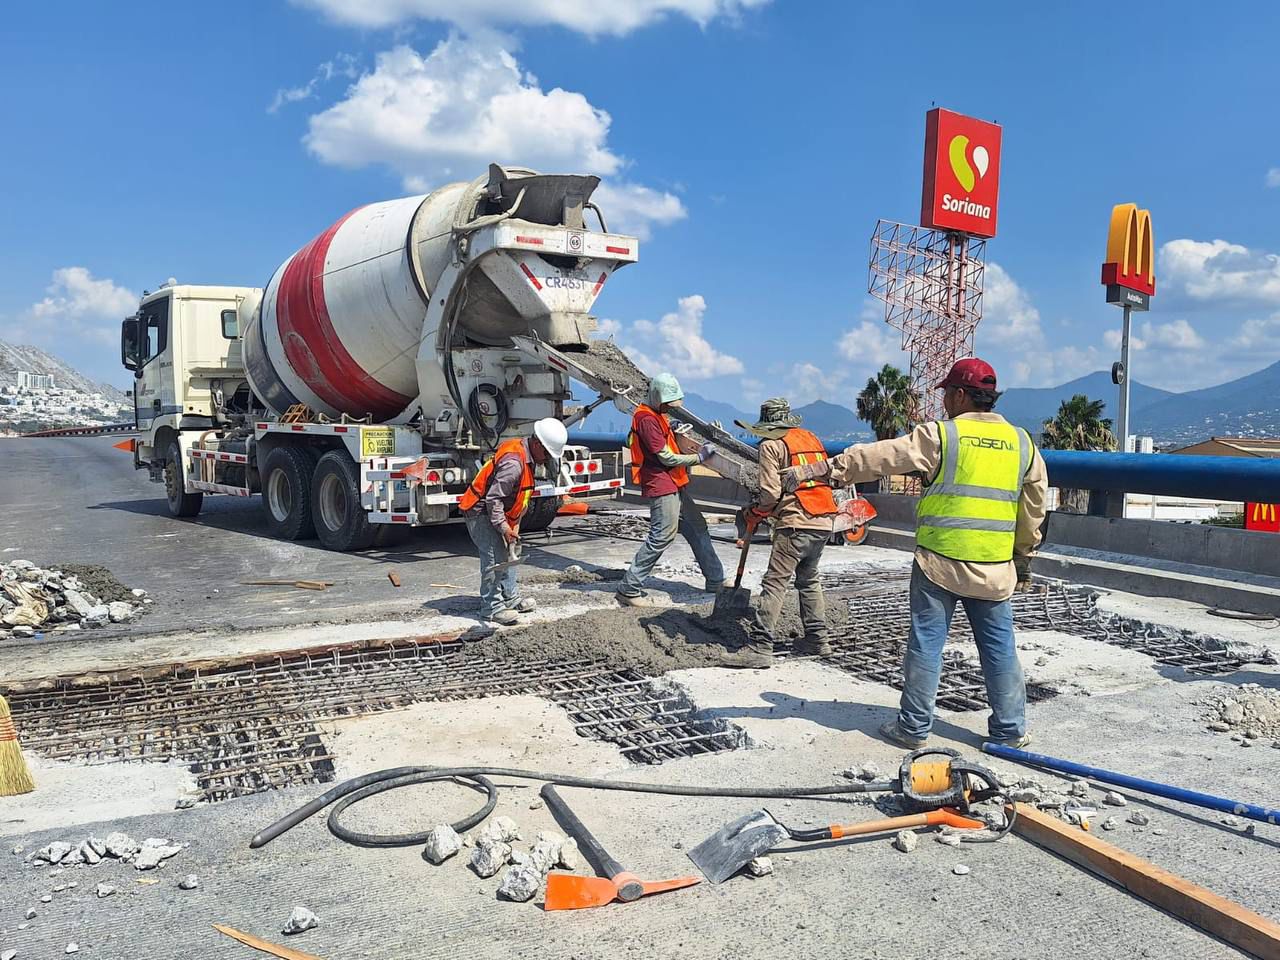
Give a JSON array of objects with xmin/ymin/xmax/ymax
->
[
  {"xmin": 544, "ymin": 873, "xmax": 619, "ymax": 911},
  {"xmin": 712, "ymin": 586, "xmax": 752, "ymax": 617},
  {"xmin": 687, "ymin": 810, "xmax": 787, "ymax": 884}
]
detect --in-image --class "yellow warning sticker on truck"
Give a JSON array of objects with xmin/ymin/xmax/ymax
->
[{"xmin": 360, "ymin": 427, "xmax": 396, "ymax": 457}]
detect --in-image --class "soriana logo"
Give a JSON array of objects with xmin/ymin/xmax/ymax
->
[{"xmin": 921, "ymin": 108, "xmax": 1002, "ymax": 238}]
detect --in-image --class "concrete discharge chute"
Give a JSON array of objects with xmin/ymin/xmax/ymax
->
[{"xmin": 242, "ymin": 165, "xmax": 637, "ymax": 424}]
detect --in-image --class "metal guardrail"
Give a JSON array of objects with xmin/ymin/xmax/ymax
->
[
  {"xmin": 572, "ymin": 431, "xmax": 1280, "ymax": 503},
  {"xmin": 19, "ymin": 422, "xmax": 137, "ymax": 438}
]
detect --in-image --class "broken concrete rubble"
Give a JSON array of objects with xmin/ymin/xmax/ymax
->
[
  {"xmin": 424, "ymin": 824, "xmax": 463, "ymax": 865},
  {"xmin": 282, "ymin": 906, "xmax": 319, "ymax": 935},
  {"xmin": 0, "ymin": 561, "xmax": 146, "ymax": 637},
  {"xmin": 133, "ymin": 840, "xmax": 181, "ymax": 870},
  {"xmin": 557, "ymin": 837, "xmax": 580, "ymax": 871},
  {"xmin": 94, "ymin": 884, "xmax": 116, "ymax": 899},
  {"xmin": 468, "ymin": 841, "xmax": 511, "ymax": 879},
  {"xmin": 1102, "ymin": 791, "xmax": 1127, "ymax": 807},
  {"xmin": 891, "ymin": 830, "xmax": 918, "ymax": 853},
  {"xmin": 1126, "ymin": 812, "xmax": 1151, "ymax": 826},
  {"xmin": 746, "ymin": 856, "xmax": 773, "ymax": 877},
  {"xmin": 497, "ymin": 864, "xmax": 541, "ymax": 902},
  {"xmin": 477, "ymin": 816, "xmax": 521, "ymax": 845},
  {"xmin": 177, "ymin": 874, "xmax": 199, "ymax": 890},
  {"xmin": 103, "ymin": 832, "xmax": 139, "ymax": 859}
]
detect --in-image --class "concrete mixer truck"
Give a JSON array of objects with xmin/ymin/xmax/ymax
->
[{"xmin": 119, "ymin": 165, "xmax": 638, "ymax": 550}]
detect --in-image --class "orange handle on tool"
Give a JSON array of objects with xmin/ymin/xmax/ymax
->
[{"xmin": 789, "ymin": 808, "xmax": 984, "ymax": 842}]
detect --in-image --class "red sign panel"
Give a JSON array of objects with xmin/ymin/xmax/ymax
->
[
  {"xmin": 1245, "ymin": 502, "xmax": 1280, "ymax": 533},
  {"xmin": 921, "ymin": 108, "xmax": 1002, "ymax": 238}
]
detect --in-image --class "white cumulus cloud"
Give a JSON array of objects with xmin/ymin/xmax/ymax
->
[
  {"xmin": 304, "ymin": 36, "xmax": 684, "ymax": 239},
  {"xmin": 22, "ymin": 267, "xmax": 137, "ymax": 346},
  {"xmin": 1267, "ymin": 167, "xmax": 1280, "ymax": 188},
  {"xmin": 608, "ymin": 294, "xmax": 743, "ymax": 380},
  {"xmin": 292, "ymin": 0, "xmax": 769, "ymax": 34},
  {"xmin": 1160, "ymin": 238, "xmax": 1280, "ymax": 304}
]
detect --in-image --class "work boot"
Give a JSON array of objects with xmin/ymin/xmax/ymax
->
[
  {"xmin": 878, "ymin": 718, "xmax": 927, "ymax": 750},
  {"xmin": 792, "ymin": 637, "xmax": 833, "ymax": 657},
  {"xmin": 513, "ymin": 597, "xmax": 537, "ymax": 614},
  {"xmin": 719, "ymin": 638, "xmax": 773, "ymax": 669},
  {"xmin": 989, "ymin": 732, "xmax": 1032, "ymax": 750},
  {"xmin": 615, "ymin": 590, "xmax": 655, "ymax": 608},
  {"xmin": 485, "ymin": 609, "xmax": 520, "ymax": 627}
]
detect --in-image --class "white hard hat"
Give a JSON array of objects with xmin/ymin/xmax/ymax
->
[{"xmin": 533, "ymin": 418, "xmax": 568, "ymax": 460}]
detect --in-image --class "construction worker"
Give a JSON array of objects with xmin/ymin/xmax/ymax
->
[
  {"xmin": 732, "ymin": 398, "xmax": 836, "ymax": 667},
  {"xmin": 782, "ymin": 359, "xmax": 1047, "ymax": 749},
  {"xmin": 616, "ymin": 373, "xmax": 723, "ymax": 606},
  {"xmin": 460, "ymin": 418, "xmax": 568, "ymax": 627}
]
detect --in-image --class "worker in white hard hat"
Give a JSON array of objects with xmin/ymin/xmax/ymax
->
[
  {"xmin": 616, "ymin": 373, "xmax": 723, "ymax": 606},
  {"xmin": 459, "ymin": 417, "xmax": 568, "ymax": 626}
]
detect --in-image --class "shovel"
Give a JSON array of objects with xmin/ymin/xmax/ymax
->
[
  {"xmin": 489, "ymin": 538, "xmax": 523, "ymax": 574},
  {"xmin": 712, "ymin": 537, "xmax": 753, "ymax": 616},
  {"xmin": 541, "ymin": 784, "xmax": 700, "ymax": 910},
  {"xmin": 687, "ymin": 807, "xmax": 987, "ymax": 884}
]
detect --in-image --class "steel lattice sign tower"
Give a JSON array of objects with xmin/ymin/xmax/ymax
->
[{"xmin": 870, "ymin": 108, "xmax": 1002, "ymax": 423}]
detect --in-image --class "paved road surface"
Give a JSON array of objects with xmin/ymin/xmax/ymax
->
[{"xmin": 0, "ymin": 436, "xmax": 665, "ymax": 636}]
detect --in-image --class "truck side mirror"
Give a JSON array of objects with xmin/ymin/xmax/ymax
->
[{"xmin": 121, "ymin": 316, "xmax": 141, "ymax": 371}]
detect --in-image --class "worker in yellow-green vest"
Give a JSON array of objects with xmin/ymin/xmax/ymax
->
[{"xmin": 782, "ymin": 359, "xmax": 1047, "ymax": 750}]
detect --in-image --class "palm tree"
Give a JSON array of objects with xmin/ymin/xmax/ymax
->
[
  {"xmin": 1040, "ymin": 394, "xmax": 1117, "ymax": 512},
  {"xmin": 856, "ymin": 365, "xmax": 919, "ymax": 440}
]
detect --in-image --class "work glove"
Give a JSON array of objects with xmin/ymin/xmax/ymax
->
[
  {"xmin": 734, "ymin": 506, "xmax": 769, "ymax": 547},
  {"xmin": 1013, "ymin": 556, "xmax": 1032, "ymax": 592},
  {"xmin": 780, "ymin": 458, "xmax": 831, "ymax": 493},
  {"xmin": 501, "ymin": 522, "xmax": 520, "ymax": 546},
  {"xmin": 698, "ymin": 442, "xmax": 717, "ymax": 462}
]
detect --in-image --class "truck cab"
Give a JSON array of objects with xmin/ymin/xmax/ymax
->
[{"xmin": 121, "ymin": 283, "xmax": 259, "ymax": 511}]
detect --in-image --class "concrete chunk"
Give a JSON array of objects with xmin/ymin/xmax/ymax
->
[
  {"xmin": 557, "ymin": 837, "xmax": 580, "ymax": 871},
  {"xmin": 892, "ymin": 830, "xmax": 918, "ymax": 853},
  {"xmin": 282, "ymin": 906, "xmax": 319, "ymax": 936},
  {"xmin": 746, "ymin": 856, "xmax": 773, "ymax": 877},
  {"xmin": 1102, "ymin": 791, "xmax": 1127, "ymax": 807},
  {"xmin": 103, "ymin": 832, "xmax": 138, "ymax": 859},
  {"xmin": 468, "ymin": 841, "xmax": 511, "ymax": 879},
  {"xmin": 36, "ymin": 842, "xmax": 73, "ymax": 865},
  {"xmin": 423, "ymin": 824, "xmax": 463, "ymax": 865},
  {"xmin": 497, "ymin": 865, "xmax": 541, "ymax": 902},
  {"xmin": 177, "ymin": 875, "xmax": 199, "ymax": 890},
  {"xmin": 478, "ymin": 816, "xmax": 521, "ymax": 845}
]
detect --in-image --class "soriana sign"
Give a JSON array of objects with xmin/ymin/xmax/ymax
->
[{"xmin": 921, "ymin": 108, "xmax": 1002, "ymax": 238}]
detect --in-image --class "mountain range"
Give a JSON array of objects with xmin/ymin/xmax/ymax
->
[
  {"xmin": 0, "ymin": 339, "xmax": 128, "ymax": 401},
  {"xmin": 573, "ymin": 361, "xmax": 1280, "ymax": 447}
]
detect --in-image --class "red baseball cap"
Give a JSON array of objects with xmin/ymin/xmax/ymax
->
[{"xmin": 936, "ymin": 358, "xmax": 998, "ymax": 391}]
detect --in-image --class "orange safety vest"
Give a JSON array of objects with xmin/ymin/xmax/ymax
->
[
  {"xmin": 781, "ymin": 428, "xmax": 837, "ymax": 517},
  {"xmin": 628, "ymin": 405, "xmax": 689, "ymax": 489},
  {"xmin": 458, "ymin": 438, "xmax": 536, "ymax": 524}
]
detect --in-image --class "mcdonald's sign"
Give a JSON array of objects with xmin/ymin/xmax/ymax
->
[
  {"xmin": 1245, "ymin": 502, "xmax": 1280, "ymax": 533},
  {"xmin": 1101, "ymin": 203, "xmax": 1155, "ymax": 311}
]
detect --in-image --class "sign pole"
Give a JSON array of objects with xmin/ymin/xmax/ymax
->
[{"xmin": 1117, "ymin": 302, "xmax": 1132, "ymax": 453}]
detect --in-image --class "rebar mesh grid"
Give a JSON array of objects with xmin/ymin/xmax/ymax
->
[
  {"xmin": 5, "ymin": 641, "xmax": 743, "ymax": 802},
  {"xmin": 819, "ymin": 574, "xmax": 1258, "ymax": 679}
]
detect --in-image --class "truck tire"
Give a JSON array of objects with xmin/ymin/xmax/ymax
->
[
  {"xmin": 164, "ymin": 440, "xmax": 204, "ymax": 518},
  {"xmin": 519, "ymin": 497, "xmax": 559, "ymax": 534},
  {"xmin": 311, "ymin": 450, "xmax": 375, "ymax": 551},
  {"xmin": 261, "ymin": 446, "xmax": 317, "ymax": 541}
]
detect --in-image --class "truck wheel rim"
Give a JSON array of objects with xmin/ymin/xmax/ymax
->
[
  {"xmin": 165, "ymin": 463, "xmax": 181, "ymax": 505},
  {"xmin": 267, "ymin": 471, "xmax": 293, "ymax": 523},
  {"xmin": 318, "ymin": 473, "xmax": 348, "ymax": 531}
]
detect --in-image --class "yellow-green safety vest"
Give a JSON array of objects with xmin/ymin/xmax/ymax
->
[{"xmin": 916, "ymin": 417, "xmax": 1033, "ymax": 563}]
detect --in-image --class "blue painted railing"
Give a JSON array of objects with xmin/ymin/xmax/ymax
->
[{"xmin": 570, "ymin": 432, "xmax": 1280, "ymax": 503}]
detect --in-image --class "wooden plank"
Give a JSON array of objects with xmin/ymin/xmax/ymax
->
[
  {"xmin": 387, "ymin": 571, "xmax": 402, "ymax": 588},
  {"xmin": 213, "ymin": 923, "xmax": 327, "ymax": 960},
  {"xmin": 1011, "ymin": 803, "xmax": 1280, "ymax": 960}
]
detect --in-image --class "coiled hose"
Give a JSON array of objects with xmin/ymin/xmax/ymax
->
[{"xmin": 250, "ymin": 765, "xmax": 900, "ymax": 849}]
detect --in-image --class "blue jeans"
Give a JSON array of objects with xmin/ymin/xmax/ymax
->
[
  {"xmin": 619, "ymin": 489, "xmax": 725, "ymax": 596},
  {"xmin": 465, "ymin": 513, "xmax": 517, "ymax": 619},
  {"xmin": 898, "ymin": 563, "xmax": 1026, "ymax": 741}
]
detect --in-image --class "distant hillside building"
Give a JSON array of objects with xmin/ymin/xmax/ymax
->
[
  {"xmin": 1169, "ymin": 437, "xmax": 1280, "ymax": 459},
  {"xmin": 16, "ymin": 371, "xmax": 54, "ymax": 390}
]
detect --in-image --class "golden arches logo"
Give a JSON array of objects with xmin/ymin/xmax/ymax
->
[
  {"xmin": 1253, "ymin": 502, "xmax": 1277, "ymax": 523},
  {"xmin": 1103, "ymin": 203, "xmax": 1155, "ymax": 295}
]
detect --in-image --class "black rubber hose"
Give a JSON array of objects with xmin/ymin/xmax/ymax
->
[
  {"xmin": 328, "ymin": 773, "xmax": 498, "ymax": 847},
  {"xmin": 250, "ymin": 765, "xmax": 896, "ymax": 849}
]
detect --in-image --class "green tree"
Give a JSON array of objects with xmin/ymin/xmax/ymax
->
[
  {"xmin": 1040, "ymin": 394, "xmax": 1118, "ymax": 512},
  {"xmin": 856, "ymin": 365, "xmax": 919, "ymax": 440}
]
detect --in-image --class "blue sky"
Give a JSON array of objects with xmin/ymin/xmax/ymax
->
[{"xmin": 3, "ymin": 0, "xmax": 1279, "ymax": 409}]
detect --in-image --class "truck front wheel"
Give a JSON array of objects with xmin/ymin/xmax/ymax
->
[
  {"xmin": 311, "ymin": 451, "xmax": 375, "ymax": 551},
  {"xmin": 164, "ymin": 441, "xmax": 203, "ymax": 518},
  {"xmin": 261, "ymin": 446, "xmax": 317, "ymax": 541}
]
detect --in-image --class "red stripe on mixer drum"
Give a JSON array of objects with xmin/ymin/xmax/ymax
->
[{"xmin": 276, "ymin": 208, "xmax": 414, "ymax": 420}]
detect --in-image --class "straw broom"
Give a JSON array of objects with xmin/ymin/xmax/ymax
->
[{"xmin": 0, "ymin": 694, "xmax": 35, "ymax": 796}]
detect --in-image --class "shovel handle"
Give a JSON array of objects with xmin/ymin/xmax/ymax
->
[
  {"xmin": 732, "ymin": 538, "xmax": 751, "ymax": 590},
  {"xmin": 541, "ymin": 784, "xmax": 627, "ymax": 881}
]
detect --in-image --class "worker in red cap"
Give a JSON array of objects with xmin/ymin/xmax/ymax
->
[{"xmin": 781, "ymin": 358, "xmax": 1047, "ymax": 750}]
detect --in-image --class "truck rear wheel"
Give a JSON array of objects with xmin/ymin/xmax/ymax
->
[
  {"xmin": 164, "ymin": 441, "xmax": 203, "ymax": 518},
  {"xmin": 261, "ymin": 446, "xmax": 317, "ymax": 541},
  {"xmin": 519, "ymin": 497, "xmax": 559, "ymax": 534},
  {"xmin": 311, "ymin": 450, "xmax": 375, "ymax": 551}
]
